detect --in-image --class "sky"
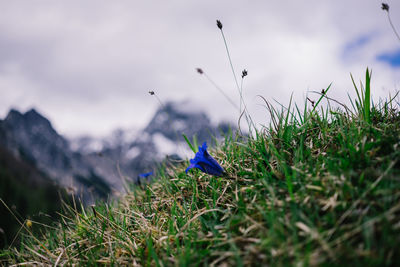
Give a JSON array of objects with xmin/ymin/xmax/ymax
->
[{"xmin": 0, "ymin": 0, "xmax": 399, "ymax": 138}]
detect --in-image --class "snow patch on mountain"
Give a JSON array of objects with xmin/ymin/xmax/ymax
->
[
  {"xmin": 173, "ymin": 100, "xmax": 206, "ymax": 115},
  {"xmin": 171, "ymin": 120, "xmax": 186, "ymax": 132},
  {"xmin": 70, "ymin": 127, "xmax": 140, "ymax": 153},
  {"xmin": 69, "ymin": 136, "xmax": 104, "ymax": 153},
  {"xmin": 126, "ymin": 146, "xmax": 141, "ymax": 160},
  {"xmin": 135, "ymin": 131, "xmax": 151, "ymax": 143},
  {"xmin": 152, "ymin": 133, "xmax": 179, "ymax": 157},
  {"xmin": 176, "ymin": 143, "xmax": 195, "ymax": 160}
]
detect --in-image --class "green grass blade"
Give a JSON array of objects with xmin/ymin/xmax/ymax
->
[
  {"xmin": 364, "ymin": 68, "xmax": 371, "ymax": 123},
  {"xmin": 312, "ymin": 83, "xmax": 332, "ymax": 113},
  {"xmin": 350, "ymin": 73, "xmax": 362, "ymax": 110},
  {"xmin": 182, "ymin": 134, "xmax": 197, "ymax": 153}
]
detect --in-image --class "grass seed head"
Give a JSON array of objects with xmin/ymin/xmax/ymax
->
[
  {"xmin": 242, "ymin": 69, "xmax": 248, "ymax": 78},
  {"xmin": 216, "ymin": 20, "xmax": 223, "ymax": 29},
  {"xmin": 381, "ymin": 3, "xmax": 389, "ymax": 11}
]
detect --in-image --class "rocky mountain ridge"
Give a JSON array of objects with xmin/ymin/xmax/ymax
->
[
  {"xmin": 0, "ymin": 102, "xmax": 234, "ymax": 203},
  {"xmin": 0, "ymin": 108, "xmax": 110, "ymax": 203}
]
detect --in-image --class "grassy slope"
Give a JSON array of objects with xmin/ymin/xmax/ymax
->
[
  {"xmin": 1, "ymin": 86, "xmax": 400, "ymax": 266},
  {"xmin": 0, "ymin": 146, "xmax": 74, "ymax": 250}
]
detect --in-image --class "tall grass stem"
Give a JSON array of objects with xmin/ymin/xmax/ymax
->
[
  {"xmin": 386, "ymin": 11, "xmax": 400, "ymax": 43},
  {"xmin": 203, "ymin": 72, "xmax": 239, "ymax": 111}
]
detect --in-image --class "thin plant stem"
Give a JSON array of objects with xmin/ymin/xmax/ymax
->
[
  {"xmin": 239, "ymin": 69, "xmax": 249, "ymax": 116},
  {"xmin": 238, "ymin": 76, "xmax": 254, "ymax": 133},
  {"xmin": 240, "ymin": 78, "xmax": 244, "ymax": 114},
  {"xmin": 386, "ymin": 11, "xmax": 400, "ymax": 43},
  {"xmin": 218, "ymin": 23, "xmax": 255, "ymax": 132},
  {"xmin": 203, "ymin": 72, "xmax": 239, "ymax": 111},
  {"xmin": 239, "ymin": 76, "xmax": 251, "ymax": 117},
  {"xmin": 219, "ymin": 29, "xmax": 241, "ymax": 95},
  {"xmin": 149, "ymin": 91, "xmax": 165, "ymax": 109},
  {"xmin": 148, "ymin": 91, "xmax": 185, "ymax": 154},
  {"xmin": 154, "ymin": 95, "xmax": 165, "ymax": 109}
]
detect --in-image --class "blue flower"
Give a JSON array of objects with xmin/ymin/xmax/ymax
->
[
  {"xmin": 138, "ymin": 171, "xmax": 153, "ymax": 178},
  {"xmin": 137, "ymin": 171, "xmax": 153, "ymax": 185},
  {"xmin": 185, "ymin": 142, "xmax": 224, "ymax": 176}
]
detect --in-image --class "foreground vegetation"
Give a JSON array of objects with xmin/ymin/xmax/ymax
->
[
  {"xmin": 1, "ymin": 69, "xmax": 400, "ymax": 266},
  {"xmin": 0, "ymin": 146, "xmax": 73, "ymax": 250}
]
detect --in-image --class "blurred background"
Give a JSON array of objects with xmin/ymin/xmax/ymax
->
[{"xmin": 0, "ymin": 0, "xmax": 399, "ymax": 249}]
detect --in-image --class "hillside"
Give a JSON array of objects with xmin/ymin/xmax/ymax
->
[
  {"xmin": 0, "ymin": 145, "xmax": 73, "ymax": 249},
  {"xmin": 2, "ymin": 76, "xmax": 400, "ymax": 265}
]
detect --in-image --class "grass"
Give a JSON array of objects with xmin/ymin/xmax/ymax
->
[{"xmin": 1, "ymin": 71, "xmax": 400, "ymax": 266}]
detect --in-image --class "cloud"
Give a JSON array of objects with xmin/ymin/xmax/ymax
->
[
  {"xmin": 0, "ymin": 0, "xmax": 399, "ymax": 137},
  {"xmin": 377, "ymin": 49, "xmax": 400, "ymax": 67}
]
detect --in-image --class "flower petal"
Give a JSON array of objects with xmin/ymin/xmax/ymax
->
[{"xmin": 185, "ymin": 141, "xmax": 224, "ymax": 176}]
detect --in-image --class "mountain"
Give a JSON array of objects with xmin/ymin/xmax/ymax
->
[
  {"xmin": 0, "ymin": 102, "xmax": 234, "ymax": 203},
  {"xmin": 76, "ymin": 101, "xmax": 234, "ymax": 185},
  {"xmin": 69, "ymin": 127, "xmax": 140, "ymax": 154},
  {"xmin": 0, "ymin": 109, "xmax": 110, "ymax": 203}
]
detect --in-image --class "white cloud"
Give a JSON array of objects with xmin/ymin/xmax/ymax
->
[{"xmin": 0, "ymin": 0, "xmax": 399, "ymax": 137}]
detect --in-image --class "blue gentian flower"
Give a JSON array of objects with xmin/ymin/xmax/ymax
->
[
  {"xmin": 137, "ymin": 171, "xmax": 153, "ymax": 186},
  {"xmin": 138, "ymin": 171, "xmax": 153, "ymax": 178},
  {"xmin": 185, "ymin": 142, "xmax": 224, "ymax": 176}
]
